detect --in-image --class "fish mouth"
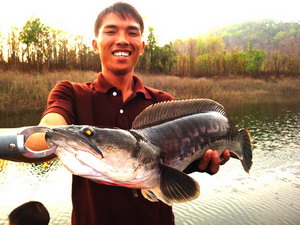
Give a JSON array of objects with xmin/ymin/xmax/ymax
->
[{"xmin": 46, "ymin": 127, "xmax": 104, "ymax": 158}]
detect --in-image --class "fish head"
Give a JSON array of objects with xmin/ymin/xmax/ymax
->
[
  {"xmin": 46, "ymin": 125, "xmax": 160, "ymax": 188},
  {"xmin": 46, "ymin": 125, "xmax": 103, "ymax": 157}
]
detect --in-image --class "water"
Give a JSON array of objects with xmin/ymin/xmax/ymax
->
[
  {"xmin": 174, "ymin": 103, "xmax": 300, "ymax": 225},
  {"xmin": 0, "ymin": 160, "xmax": 72, "ymax": 225},
  {"xmin": 0, "ymin": 102, "xmax": 299, "ymax": 225}
]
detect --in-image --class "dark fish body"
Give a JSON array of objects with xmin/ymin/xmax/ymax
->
[
  {"xmin": 46, "ymin": 99, "xmax": 252, "ymax": 205},
  {"xmin": 134, "ymin": 111, "xmax": 251, "ymax": 172}
]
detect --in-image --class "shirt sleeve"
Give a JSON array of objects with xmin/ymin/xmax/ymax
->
[
  {"xmin": 42, "ymin": 80, "xmax": 75, "ymax": 125},
  {"xmin": 158, "ymin": 91, "xmax": 174, "ymax": 102},
  {"xmin": 144, "ymin": 86, "xmax": 174, "ymax": 103}
]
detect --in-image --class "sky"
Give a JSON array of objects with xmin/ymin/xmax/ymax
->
[{"xmin": 0, "ymin": 0, "xmax": 299, "ymax": 45}]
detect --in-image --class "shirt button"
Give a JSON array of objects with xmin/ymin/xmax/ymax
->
[
  {"xmin": 120, "ymin": 109, "xmax": 124, "ymax": 114},
  {"xmin": 112, "ymin": 91, "xmax": 117, "ymax": 96}
]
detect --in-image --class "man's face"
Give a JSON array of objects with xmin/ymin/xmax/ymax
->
[{"xmin": 93, "ymin": 13, "xmax": 145, "ymax": 75}]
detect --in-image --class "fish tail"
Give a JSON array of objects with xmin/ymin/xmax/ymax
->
[
  {"xmin": 230, "ymin": 129, "xmax": 252, "ymax": 173},
  {"xmin": 141, "ymin": 164, "xmax": 200, "ymax": 205},
  {"xmin": 238, "ymin": 128, "xmax": 253, "ymax": 173}
]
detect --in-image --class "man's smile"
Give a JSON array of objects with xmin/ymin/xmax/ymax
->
[{"xmin": 112, "ymin": 51, "xmax": 132, "ymax": 57}]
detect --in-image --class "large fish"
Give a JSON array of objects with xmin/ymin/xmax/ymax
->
[{"xmin": 46, "ymin": 98, "xmax": 252, "ymax": 205}]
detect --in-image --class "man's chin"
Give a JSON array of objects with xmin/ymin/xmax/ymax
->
[{"xmin": 113, "ymin": 68, "xmax": 134, "ymax": 76}]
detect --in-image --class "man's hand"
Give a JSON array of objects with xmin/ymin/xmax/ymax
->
[
  {"xmin": 197, "ymin": 149, "xmax": 230, "ymax": 175},
  {"xmin": 183, "ymin": 149, "xmax": 230, "ymax": 174}
]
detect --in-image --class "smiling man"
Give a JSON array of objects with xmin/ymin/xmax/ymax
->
[
  {"xmin": 92, "ymin": 11, "xmax": 145, "ymax": 101},
  {"xmin": 2, "ymin": 2, "xmax": 229, "ymax": 225}
]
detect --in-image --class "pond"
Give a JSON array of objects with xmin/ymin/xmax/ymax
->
[{"xmin": 0, "ymin": 101, "xmax": 299, "ymax": 225}]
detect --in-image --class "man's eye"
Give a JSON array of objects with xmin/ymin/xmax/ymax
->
[
  {"xmin": 129, "ymin": 32, "xmax": 139, "ymax": 36},
  {"xmin": 105, "ymin": 31, "xmax": 115, "ymax": 34}
]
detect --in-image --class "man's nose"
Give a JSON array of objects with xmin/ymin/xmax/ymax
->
[{"xmin": 116, "ymin": 32, "xmax": 129, "ymax": 45}]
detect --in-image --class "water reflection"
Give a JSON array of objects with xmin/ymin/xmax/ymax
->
[
  {"xmin": 0, "ymin": 103, "xmax": 299, "ymax": 225},
  {"xmin": 174, "ymin": 103, "xmax": 300, "ymax": 225},
  {"xmin": 0, "ymin": 111, "xmax": 43, "ymax": 128},
  {"xmin": 0, "ymin": 160, "xmax": 72, "ymax": 225}
]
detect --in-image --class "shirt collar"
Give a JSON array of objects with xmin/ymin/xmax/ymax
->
[{"xmin": 92, "ymin": 72, "xmax": 152, "ymax": 99}]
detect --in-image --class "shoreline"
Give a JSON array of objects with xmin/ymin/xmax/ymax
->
[{"xmin": 0, "ymin": 70, "xmax": 299, "ymax": 115}]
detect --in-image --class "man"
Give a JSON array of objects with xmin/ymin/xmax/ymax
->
[{"xmin": 1, "ymin": 2, "xmax": 230, "ymax": 225}]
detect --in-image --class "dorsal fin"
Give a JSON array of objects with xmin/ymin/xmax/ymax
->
[{"xmin": 132, "ymin": 98, "xmax": 226, "ymax": 129}]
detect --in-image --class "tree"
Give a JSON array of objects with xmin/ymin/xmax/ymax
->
[
  {"xmin": 0, "ymin": 31, "xmax": 4, "ymax": 63},
  {"xmin": 185, "ymin": 38, "xmax": 197, "ymax": 75},
  {"xmin": 205, "ymin": 36, "xmax": 226, "ymax": 76},
  {"xmin": 146, "ymin": 27, "xmax": 158, "ymax": 72},
  {"xmin": 159, "ymin": 43, "xmax": 177, "ymax": 74},
  {"xmin": 245, "ymin": 41, "xmax": 266, "ymax": 75},
  {"xmin": 138, "ymin": 26, "xmax": 162, "ymax": 73},
  {"xmin": 19, "ymin": 17, "xmax": 50, "ymax": 71},
  {"xmin": 206, "ymin": 36, "xmax": 225, "ymax": 54},
  {"xmin": 7, "ymin": 27, "xmax": 20, "ymax": 68}
]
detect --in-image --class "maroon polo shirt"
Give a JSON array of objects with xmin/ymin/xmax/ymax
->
[{"xmin": 43, "ymin": 73, "xmax": 175, "ymax": 225}]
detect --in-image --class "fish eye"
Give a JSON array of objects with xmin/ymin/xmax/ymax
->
[{"xmin": 81, "ymin": 127, "xmax": 95, "ymax": 137}]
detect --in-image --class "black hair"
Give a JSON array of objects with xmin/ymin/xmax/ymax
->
[
  {"xmin": 8, "ymin": 201, "xmax": 50, "ymax": 225},
  {"xmin": 94, "ymin": 2, "xmax": 144, "ymax": 37}
]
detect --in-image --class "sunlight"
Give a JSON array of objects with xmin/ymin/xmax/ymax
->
[{"xmin": 1, "ymin": 0, "xmax": 299, "ymax": 45}]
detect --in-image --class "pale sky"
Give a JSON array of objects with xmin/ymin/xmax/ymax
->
[{"xmin": 0, "ymin": 0, "xmax": 299, "ymax": 45}]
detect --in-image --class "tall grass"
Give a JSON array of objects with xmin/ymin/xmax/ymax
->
[
  {"xmin": 140, "ymin": 74, "xmax": 300, "ymax": 106},
  {"xmin": 0, "ymin": 71, "xmax": 95, "ymax": 114},
  {"xmin": 0, "ymin": 70, "xmax": 299, "ymax": 115}
]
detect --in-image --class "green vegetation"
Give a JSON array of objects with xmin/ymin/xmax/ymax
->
[
  {"xmin": 210, "ymin": 19, "xmax": 300, "ymax": 53},
  {"xmin": 0, "ymin": 71, "xmax": 299, "ymax": 115},
  {"xmin": 0, "ymin": 18, "xmax": 299, "ymax": 77}
]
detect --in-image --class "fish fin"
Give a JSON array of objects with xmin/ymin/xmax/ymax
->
[
  {"xmin": 132, "ymin": 99, "xmax": 226, "ymax": 129},
  {"xmin": 147, "ymin": 164, "xmax": 200, "ymax": 205},
  {"xmin": 229, "ymin": 128, "xmax": 253, "ymax": 173},
  {"xmin": 239, "ymin": 128, "xmax": 253, "ymax": 173},
  {"xmin": 229, "ymin": 152, "xmax": 239, "ymax": 159},
  {"xmin": 141, "ymin": 189, "xmax": 159, "ymax": 202}
]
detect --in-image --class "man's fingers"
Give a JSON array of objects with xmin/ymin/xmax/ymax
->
[
  {"xmin": 220, "ymin": 149, "xmax": 230, "ymax": 165},
  {"xmin": 197, "ymin": 149, "xmax": 212, "ymax": 171},
  {"xmin": 197, "ymin": 149, "xmax": 231, "ymax": 175},
  {"xmin": 208, "ymin": 150, "xmax": 220, "ymax": 175}
]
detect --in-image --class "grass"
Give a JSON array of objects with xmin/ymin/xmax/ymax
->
[
  {"xmin": 140, "ymin": 74, "xmax": 300, "ymax": 106},
  {"xmin": 0, "ymin": 70, "xmax": 299, "ymax": 115},
  {"xmin": 0, "ymin": 70, "xmax": 95, "ymax": 114}
]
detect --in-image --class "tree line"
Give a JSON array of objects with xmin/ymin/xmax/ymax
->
[
  {"xmin": 0, "ymin": 17, "xmax": 299, "ymax": 77},
  {"xmin": 0, "ymin": 18, "xmax": 100, "ymax": 72}
]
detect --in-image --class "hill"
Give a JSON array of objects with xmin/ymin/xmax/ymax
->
[{"xmin": 208, "ymin": 19, "xmax": 300, "ymax": 55}]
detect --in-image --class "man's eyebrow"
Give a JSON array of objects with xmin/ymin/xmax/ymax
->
[
  {"xmin": 128, "ymin": 26, "xmax": 140, "ymax": 31},
  {"xmin": 103, "ymin": 25, "xmax": 117, "ymax": 29},
  {"xmin": 103, "ymin": 24, "xmax": 140, "ymax": 31}
]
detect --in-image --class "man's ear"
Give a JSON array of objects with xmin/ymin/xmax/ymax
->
[
  {"xmin": 92, "ymin": 39, "xmax": 99, "ymax": 54},
  {"xmin": 140, "ymin": 41, "xmax": 145, "ymax": 55}
]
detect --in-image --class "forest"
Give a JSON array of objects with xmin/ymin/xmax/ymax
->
[{"xmin": 0, "ymin": 18, "xmax": 299, "ymax": 77}]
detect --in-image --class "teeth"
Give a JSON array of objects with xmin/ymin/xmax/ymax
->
[{"xmin": 114, "ymin": 52, "xmax": 129, "ymax": 57}]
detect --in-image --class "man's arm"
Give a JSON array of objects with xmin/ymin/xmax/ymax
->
[
  {"xmin": 26, "ymin": 113, "xmax": 68, "ymax": 151},
  {"xmin": 0, "ymin": 113, "xmax": 67, "ymax": 163}
]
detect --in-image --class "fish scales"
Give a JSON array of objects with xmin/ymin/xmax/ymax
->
[{"xmin": 134, "ymin": 111, "xmax": 232, "ymax": 170}]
